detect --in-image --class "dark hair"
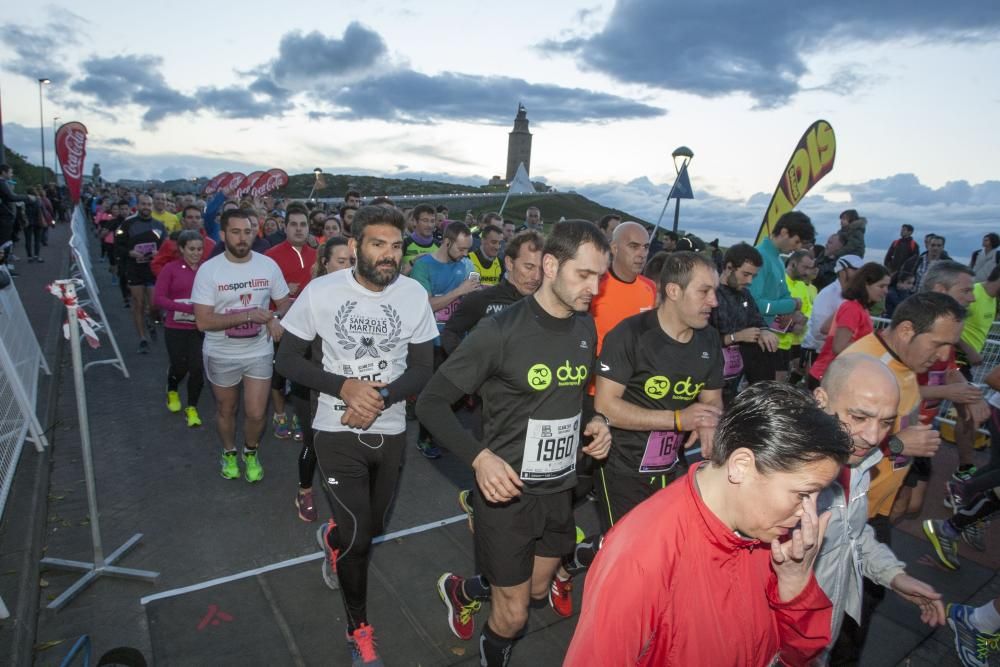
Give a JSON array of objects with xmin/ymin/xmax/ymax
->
[
  {"xmin": 480, "ymin": 212, "xmax": 503, "ymax": 226},
  {"xmin": 723, "ymin": 242, "xmax": 763, "ymax": 271},
  {"xmin": 773, "ymin": 210, "xmax": 816, "ymax": 244},
  {"xmin": 891, "ymin": 271, "xmax": 915, "ymax": 288},
  {"xmin": 840, "ymin": 209, "xmax": 859, "ymax": 223},
  {"xmin": 344, "ymin": 189, "xmax": 360, "ymax": 201},
  {"xmin": 841, "ymin": 262, "xmax": 889, "ymax": 306},
  {"xmin": 930, "ymin": 234, "xmax": 946, "ymax": 245},
  {"xmin": 598, "ymin": 214, "xmax": 622, "ymax": 231},
  {"xmin": 181, "ymin": 205, "xmax": 201, "ymax": 218},
  {"xmin": 658, "ymin": 251, "xmax": 717, "ymax": 294},
  {"xmin": 543, "ymin": 219, "xmax": 611, "ymax": 265},
  {"xmin": 643, "ymin": 251, "xmax": 669, "ymax": 281},
  {"xmin": 663, "ymin": 231, "xmax": 679, "ymax": 243},
  {"xmin": 177, "ymin": 230, "xmax": 203, "ymax": 249},
  {"xmin": 315, "ymin": 237, "xmax": 350, "ymax": 278},
  {"xmin": 985, "ymin": 233, "xmax": 1000, "ymax": 249},
  {"xmin": 370, "ymin": 196, "xmax": 395, "ymax": 208},
  {"xmin": 435, "ymin": 204, "xmax": 448, "ymax": 213},
  {"xmin": 443, "ymin": 221, "xmax": 471, "ymax": 243},
  {"xmin": 902, "ymin": 223, "xmax": 915, "ymax": 233},
  {"xmin": 921, "ymin": 260, "xmax": 974, "ymax": 294},
  {"xmin": 988, "ymin": 264, "xmax": 1000, "ymax": 283},
  {"xmin": 480, "ymin": 224, "xmax": 503, "ymax": 238},
  {"xmin": 352, "ymin": 205, "xmax": 405, "ymax": 241},
  {"xmin": 505, "ymin": 230, "xmax": 543, "ymax": 261},
  {"xmin": 785, "ymin": 249, "xmax": 812, "ymax": 268},
  {"xmin": 220, "ymin": 208, "xmax": 251, "ymax": 230},
  {"xmin": 339, "ymin": 204, "xmax": 357, "ymax": 217},
  {"xmin": 285, "ymin": 202, "xmax": 309, "ymax": 219},
  {"xmin": 710, "ymin": 382, "xmax": 851, "ymax": 472},
  {"xmin": 0, "ymin": 163, "xmax": 11, "ymax": 175},
  {"xmin": 890, "ymin": 292, "xmax": 966, "ymax": 335},
  {"xmin": 412, "ymin": 204, "xmax": 435, "ymax": 220},
  {"xmin": 309, "ymin": 209, "xmax": 326, "ymax": 222}
]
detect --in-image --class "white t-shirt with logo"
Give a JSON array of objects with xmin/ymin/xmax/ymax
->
[
  {"xmin": 281, "ymin": 270, "xmax": 438, "ymax": 435},
  {"xmin": 191, "ymin": 251, "xmax": 290, "ymax": 359}
]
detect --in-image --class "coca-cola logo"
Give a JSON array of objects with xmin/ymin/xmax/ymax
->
[
  {"xmin": 248, "ymin": 169, "xmax": 288, "ymax": 198},
  {"xmin": 61, "ymin": 131, "xmax": 87, "ymax": 179}
]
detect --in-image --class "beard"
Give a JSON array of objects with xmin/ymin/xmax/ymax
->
[
  {"xmin": 225, "ymin": 241, "xmax": 251, "ymax": 259},
  {"xmin": 356, "ymin": 251, "xmax": 400, "ymax": 287}
]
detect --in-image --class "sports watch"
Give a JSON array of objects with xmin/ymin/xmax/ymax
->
[{"xmin": 887, "ymin": 435, "xmax": 904, "ymax": 456}]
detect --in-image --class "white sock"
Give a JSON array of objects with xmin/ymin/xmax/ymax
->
[{"xmin": 970, "ymin": 600, "xmax": 1000, "ymax": 634}]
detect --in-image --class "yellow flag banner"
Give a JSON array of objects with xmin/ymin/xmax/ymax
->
[{"xmin": 754, "ymin": 120, "xmax": 836, "ymax": 245}]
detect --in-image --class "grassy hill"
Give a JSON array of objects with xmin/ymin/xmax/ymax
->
[{"xmin": 2, "ymin": 148, "xmax": 56, "ymax": 193}]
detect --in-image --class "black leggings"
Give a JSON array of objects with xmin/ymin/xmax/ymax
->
[
  {"xmin": 23, "ymin": 224, "xmax": 42, "ymax": 258},
  {"xmin": 288, "ymin": 392, "xmax": 316, "ymax": 489},
  {"xmin": 164, "ymin": 328, "xmax": 205, "ymax": 407},
  {"xmin": 964, "ymin": 404, "xmax": 1000, "ymax": 497},
  {"xmin": 315, "ymin": 430, "xmax": 405, "ymax": 630}
]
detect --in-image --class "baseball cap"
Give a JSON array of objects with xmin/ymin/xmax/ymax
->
[{"xmin": 835, "ymin": 255, "xmax": 863, "ymax": 272}]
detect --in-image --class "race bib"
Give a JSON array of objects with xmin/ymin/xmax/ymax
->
[
  {"xmin": 520, "ymin": 413, "xmax": 579, "ymax": 481},
  {"xmin": 639, "ymin": 431, "xmax": 682, "ymax": 473},
  {"xmin": 172, "ymin": 299, "xmax": 195, "ymax": 324},
  {"xmin": 722, "ymin": 345, "xmax": 743, "ymax": 378},
  {"xmin": 134, "ymin": 241, "xmax": 157, "ymax": 263},
  {"xmin": 323, "ymin": 358, "xmax": 392, "ymax": 413},
  {"xmin": 224, "ymin": 307, "xmax": 262, "ymax": 338}
]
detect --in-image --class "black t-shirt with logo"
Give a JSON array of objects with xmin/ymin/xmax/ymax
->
[
  {"xmin": 597, "ymin": 310, "xmax": 724, "ymax": 476},
  {"xmin": 439, "ymin": 295, "xmax": 597, "ymax": 495}
]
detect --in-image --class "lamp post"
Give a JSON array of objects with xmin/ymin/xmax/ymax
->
[
  {"xmin": 670, "ymin": 145, "xmax": 693, "ymax": 234},
  {"xmin": 38, "ymin": 78, "xmax": 50, "ymax": 184},
  {"xmin": 307, "ymin": 167, "xmax": 322, "ymax": 201},
  {"xmin": 52, "ymin": 116, "xmax": 60, "ymax": 183}
]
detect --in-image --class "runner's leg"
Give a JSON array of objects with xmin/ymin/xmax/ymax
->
[
  {"xmin": 210, "ymin": 382, "xmax": 240, "ymax": 452},
  {"xmin": 241, "ymin": 376, "xmax": 270, "ymax": 448}
]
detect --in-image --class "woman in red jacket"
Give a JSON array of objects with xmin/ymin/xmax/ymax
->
[{"xmin": 566, "ymin": 383, "xmax": 851, "ymax": 667}]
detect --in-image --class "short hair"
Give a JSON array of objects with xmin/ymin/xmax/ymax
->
[
  {"xmin": 177, "ymin": 230, "xmax": 203, "ymax": 249},
  {"xmin": 412, "ymin": 204, "xmax": 436, "ymax": 220},
  {"xmin": 505, "ymin": 230, "xmax": 543, "ymax": 261},
  {"xmin": 986, "ymin": 233, "xmax": 1000, "ymax": 249},
  {"xmin": 643, "ymin": 251, "xmax": 669, "ymax": 281},
  {"xmin": 502, "ymin": 219, "xmax": 516, "ymax": 228},
  {"xmin": 723, "ymin": 242, "xmax": 763, "ymax": 270},
  {"xmin": 902, "ymin": 224, "xmax": 915, "ymax": 233},
  {"xmin": 371, "ymin": 196, "xmax": 395, "ymax": 208},
  {"xmin": 840, "ymin": 209, "xmax": 859, "ymax": 223},
  {"xmin": 598, "ymin": 214, "xmax": 622, "ymax": 231},
  {"xmin": 285, "ymin": 202, "xmax": 309, "ymax": 219},
  {"xmin": 442, "ymin": 221, "xmax": 471, "ymax": 243},
  {"xmin": 890, "ymin": 292, "xmax": 966, "ymax": 335},
  {"xmin": 658, "ymin": 251, "xmax": 717, "ymax": 294},
  {"xmin": 344, "ymin": 189, "xmax": 360, "ymax": 201},
  {"xmin": 930, "ymin": 234, "xmax": 946, "ymax": 245},
  {"xmin": 891, "ymin": 271, "xmax": 915, "ymax": 287},
  {"xmin": 709, "ymin": 382, "xmax": 851, "ymax": 472},
  {"xmin": 0, "ymin": 163, "xmax": 11, "ymax": 175},
  {"xmin": 543, "ymin": 219, "xmax": 611, "ymax": 265},
  {"xmin": 921, "ymin": 260, "xmax": 974, "ymax": 293},
  {"xmin": 841, "ymin": 262, "xmax": 889, "ymax": 307},
  {"xmin": 435, "ymin": 204, "xmax": 449, "ymax": 214},
  {"xmin": 480, "ymin": 224, "xmax": 503, "ymax": 238},
  {"xmin": 480, "ymin": 212, "xmax": 503, "ymax": 226},
  {"xmin": 339, "ymin": 204, "xmax": 357, "ymax": 217},
  {"xmin": 181, "ymin": 205, "xmax": 201, "ymax": 218},
  {"xmin": 220, "ymin": 208, "xmax": 251, "ymax": 231},
  {"xmin": 663, "ymin": 231, "xmax": 679, "ymax": 243},
  {"xmin": 773, "ymin": 210, "xmax": 816, "ymax": 244},
  {"xmin": 351, "ymin": 205, "xmax": 405, "ymax": 241},
  {"xmin": 785, "ymin": 249, "xmax": 812, "ymax": 268}
]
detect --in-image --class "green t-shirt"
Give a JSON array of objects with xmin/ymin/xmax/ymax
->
[{"xmin": 961, "ymin": 282, "xmax": 996, "ymax": 353}]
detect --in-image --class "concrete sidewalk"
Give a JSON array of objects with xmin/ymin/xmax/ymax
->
[{"xmin": 1, "ymin": 224, "xmax": 998, "ymax": 666}]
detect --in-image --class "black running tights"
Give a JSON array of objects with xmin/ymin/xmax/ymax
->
[{"xmin": 164, "ymin": 328, "xmax": 204, "ymax": 407}]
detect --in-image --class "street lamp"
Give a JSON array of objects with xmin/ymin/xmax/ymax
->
[
  {"xmin": 307, "ymin": 167, "xmax": 323, "ymax": 200},
  {"xmin": 38, "ymin": 78, "xmax": 51, "ymax": 184},
  {"xmin": 52, "ymin": 116, "xmax": 61, "ymax": 182},
  {"xmin": 670, "ymin": 145, "xmax": 694, "ymax": 233}
]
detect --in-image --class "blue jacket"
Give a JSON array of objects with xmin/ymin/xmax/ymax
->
[{"xmin": 749, "ymin": 237, "xmax": 796, "ymax": 325}]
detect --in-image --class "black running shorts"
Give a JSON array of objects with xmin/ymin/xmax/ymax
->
[
  {"xmin": 126, "ymin": 263, "xmax": 155, "ymax": 287},
  {"xmin": 596, "ymin": 463, "xmax": 682, "ymax": 534},
  {"xmin": 473, "ymin": 489, "xmax": 574, "ymax": 587}
]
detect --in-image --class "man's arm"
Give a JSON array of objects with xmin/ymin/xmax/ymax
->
[
  {"xmin": 749, "ymin": 268, "xmax": 797, "ymax": 318},
  {"xmin": 441, "ymin": 289, "xmax": 487, "ymax": 355},
  {"xmin": 383, "ymin": 341, "xmax": 433, "ymax": 405},
  {"xmin": 856, "ymin": 522, "xmax": 906, "ymax": 587},
  {"xmin": 194, "ymin": 303, "xmax": 272, "ymax": 332}
]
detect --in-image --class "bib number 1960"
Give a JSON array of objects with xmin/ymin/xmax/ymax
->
[{"xmin": 520, "ymin": 413, "xmax": 579, "ymax": 481}]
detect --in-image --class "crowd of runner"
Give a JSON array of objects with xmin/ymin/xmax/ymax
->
[{"xmin": 6, "ymin": 162, "xmax": 1000, "ymax": 666}]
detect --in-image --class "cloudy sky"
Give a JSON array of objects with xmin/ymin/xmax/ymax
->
[{"xmin": 2, "ymin": 1, "xmax": 999, "ymax": 258}]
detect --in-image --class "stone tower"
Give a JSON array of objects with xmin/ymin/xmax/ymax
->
[{"xmin": 505, "ymin": 104, "xmax": 532, "ymax": 182}]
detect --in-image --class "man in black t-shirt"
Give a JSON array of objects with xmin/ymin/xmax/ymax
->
[
  {"xmin": 115, "ymin": 193, "xmax": 166, "ymax": 353},
  {"xmin": 417, "ymin": 221, "xmax": 612, "ymax": 667}
]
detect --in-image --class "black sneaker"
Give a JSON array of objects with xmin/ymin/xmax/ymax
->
[{"xmin": 138, "ymin": 339, "xmax": 150, "ymax": 354}]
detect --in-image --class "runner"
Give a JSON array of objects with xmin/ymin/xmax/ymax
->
[
  {"xmin": 565, "ymin": 382, "xmax": 851, "ymax": 666},
  {"xmin": 401, "ymin": 203, "xmax": 439, "ymax": 274},
  {"xmin": 275, "ymin": 205, "xmax": 438, "ymax": 666},
  {"xmin": 115, "ymin": 193, "xmax": 167, "ymax": 354},
  {"xmin": 150, "ymin": 205, "xmax": 215, "ymax": 276},
  {"xmin": 468, "ymin": 223, "xmax": 504, "ymax": 287},
  {"xmin": 153, "ymin": 230, "xmax": 206, "ymax": 427},
  {"xmin": 192, "ymin": 208, "xmax": 290, "ymax": 482},
  {"xmin": 416, "ymin": 220, "xmax": 612, "ymax": 665}
]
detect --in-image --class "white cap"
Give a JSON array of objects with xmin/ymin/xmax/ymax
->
[{"xmin": 836, "ymin": 255, "xmax": 863, "ymax": 272}]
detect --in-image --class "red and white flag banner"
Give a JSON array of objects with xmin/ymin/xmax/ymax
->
[{"xmin": 55, "ymin": 122, "xmax": 88, "ymax": 203}]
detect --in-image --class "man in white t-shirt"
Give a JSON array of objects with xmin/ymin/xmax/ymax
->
[
  {"xmin": 276, "ymin": 205, "xmax": 437, "ymax": 665},
  {"xmin": 193, "ymin": 209, "xmax": 290, "ymax": 483}
]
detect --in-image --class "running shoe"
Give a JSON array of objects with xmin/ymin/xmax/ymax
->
[
  {"xmin": 220, "ymin": 451, "xmax": 240, "ymax": 480},
  {"xmin": 437, "ymin": 573, "xmax": 481, "ymax": 640},
  {"xmin": 137, "ymin": 339, "xmax": 149, "ymax": 354},
  {"xmin": 946, "ymin": 468, "xmax": 978, "ymax": 509},
  {"xmin": 945, "ymin": 480, "xmax": 966, "ymax": 511},
  {"xmin": 147, "ymin": 318, "xmax": 157, "ymax": 342},
  {"xmin": 947, "ymin": 603, "xmax": 1000, "ymax": 667},
  {"xmin": 961, "ymin": 521, "xmax": 988, "ymax": 552},
  {"xmin": 123, "ymin": 299, "xmax": 130, "ymax": 309},
  {"xmin": 923, "ymin": 519, "xmax": 960, "ymax": 570},
  {"xmin": 458, "ymin": 489, "xmax": 474, "ymax": 532},
  {"xmin": 549, "ymin": 575, "xmax": 573, "ymax": 618},
  {"xmin": 291, "ymin": 413, "xmax": 304, "ymax": 441},
  {"xmin": 296, "ymin": 489, "xmax": 317, "ymax": 522},
  {"xmin": 416, "ymin": 438, "xmax": 441, "ymax": 459},
  {"xmin": 185, "ymin": 406, "xmax": 202, "ymax": 428},
  {"xmin": 166, "ymin": 390, "xmax": 181, "ymax": 413},
  {"xmin": 348, "ymin": 624, "xmax": 384, "ymax": 666},
  {"xmin": 272, "ymin": 413, "xmax": 292, "ymax": 439},
  {"xmin": 317, "ymin": 519, "xmax": 340, "ymax": 590},
  {"xmin": 243, "ymin": 449, "xmax": 263, "ymax": 483}
]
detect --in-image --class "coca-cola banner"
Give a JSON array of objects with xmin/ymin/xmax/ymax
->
[
  {"xmin": 236, "ymin": 171, "xmax": 265, "ymax": 198},
  {"xmin": 248, "ymin": 169, "xmax": 289, "ymax": 198},
  {"xmin": 203, "ymin": 171, "xmax": 230, "ymax": 196},
  {"xmin": 219, "ymin": 172, "xmax": 247, "ymax": 197},
  {"xmin": 55, "ymin": 122, "xmax": 88, "ymax": 203}
]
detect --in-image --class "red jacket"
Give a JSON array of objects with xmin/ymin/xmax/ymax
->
[
  {"xmin": 266, "ymin": 241, "xmax": 317, "ymax": 298},
  {"xmin": 150, "ymin": 229, "xmax": 215, "ymax": 277},
  {"xmin": 565, "ymin": 465, "xmax": 832, "ymax": 667}
]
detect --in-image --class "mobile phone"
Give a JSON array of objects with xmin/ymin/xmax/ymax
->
[{"xmin": 469, "ymin": 271, "xmax": 480, "ymax": 282}]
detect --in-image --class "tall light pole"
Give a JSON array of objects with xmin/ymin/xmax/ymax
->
[
  {"xmin": 670, "ymin": 145, "xmax": 693, "ymax": 234},
  {"xmin": 307, "ymin": 167, "xmax": 322, "ymax": 201},
  {"xmin": 52, "ymin": 116, "xmax": 61, "ymax": 183},
  {"xmin": 38, "ymin": 78, "xmax": 51, "ymax": 184}
]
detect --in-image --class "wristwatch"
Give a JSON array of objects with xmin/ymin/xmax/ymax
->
[
  {"xmin": 592, "ymin": 412, "xmax": 611, "ymax": 427},
  {"xmin": 378, "ymin": 387, "xmax": 390, "ymax": 401},
  {"xmin": 888, "ymin": 435, "xmax": 904, "ymax": 456}
]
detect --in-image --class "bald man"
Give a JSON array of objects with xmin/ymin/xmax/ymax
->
[
  {"xmin": 812, "ymin": 354, "xmax": 945, "ymax": 664},
  {"xmin": 590, "ymin": 221, "xmax": 657, "ymax": 353}
]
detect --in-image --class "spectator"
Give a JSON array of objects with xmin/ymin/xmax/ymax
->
[
  {"xmin": 884, "ymin": 224, "xmax": 919, "ymax": 276},
  {"xmin": 597, "ymin": 214, "xmax": 622, "ymax": 240},
  {"xmin": 902, "ymin": 234, "xmax": 950, "ymax": 290},
  {"xmin": 884, "ymin": 272, "xmax": 915, "ymax": 318},
  {"xmin": 970, "ymin": 232, "xmax": 1000, "ymax": 282},
  {"xmin": 834, "ymin": 210, "xmax": 866, "ymax": 259}
]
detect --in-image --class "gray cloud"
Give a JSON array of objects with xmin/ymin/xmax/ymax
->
[
  {"xmin": 0, "ymin": 7, "xmax": 86, "ymax": 83},
  {"xmin": 103, "ymin": 137, "xmax": 134, "ymax": 147},
  {"xmin": 269, "ymin": 24, "xmax": 390, "ymax": 85},
  {"xmin": 542, "ymin": 1, "xmax": 1000, "ymax": 108},
  {"xmin": 71, "ymin": 54, "xmax": 197, "ymax": 123}
]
